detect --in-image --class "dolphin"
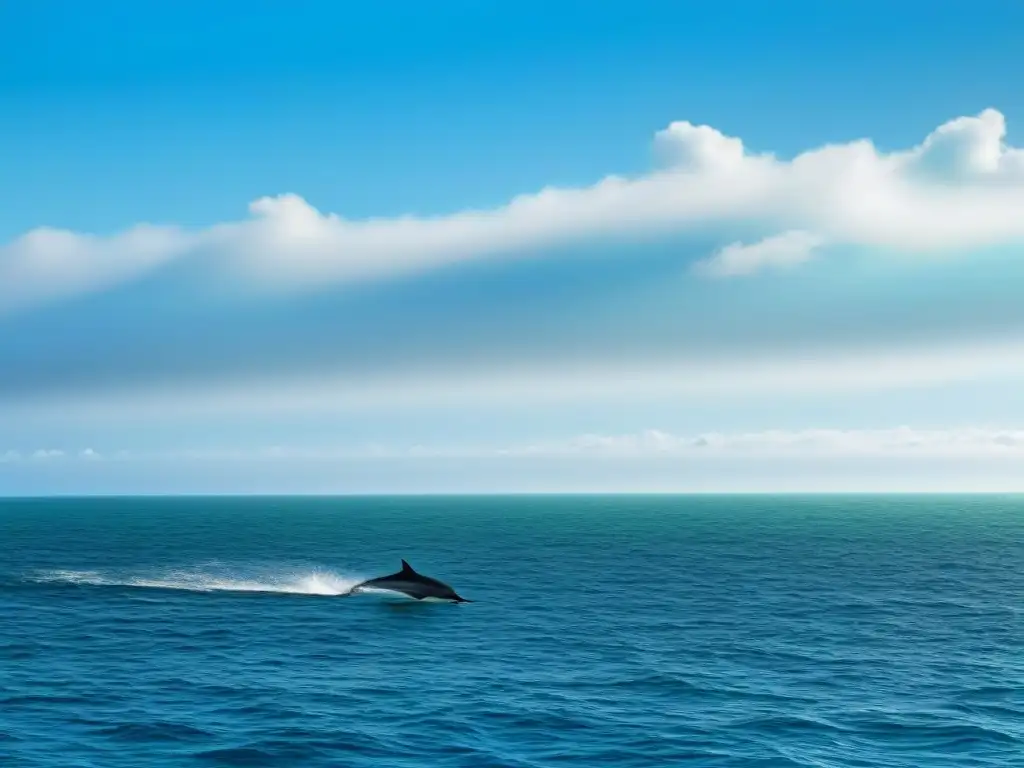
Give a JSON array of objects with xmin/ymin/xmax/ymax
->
[{"xmin": 345, "ymin": 560, "xmax": 472, "ymax": 603}]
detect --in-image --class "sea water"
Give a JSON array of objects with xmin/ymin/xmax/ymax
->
[{"xmin": 1, "ymin": 495, "xmax": 1021, "ymax": 766}]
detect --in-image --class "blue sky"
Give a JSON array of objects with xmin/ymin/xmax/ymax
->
[{"xmin": 4, "ymin": 1, "xmax": 1024, "ymax": 493}]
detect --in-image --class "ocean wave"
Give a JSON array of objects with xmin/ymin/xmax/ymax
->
[
  {"xmin": 96, "ymin": 721, "xmax": 214, "ymax": 743},
  {"xmin": 194, "ymin": 746, "xmax": 283, "ymax": 765}
]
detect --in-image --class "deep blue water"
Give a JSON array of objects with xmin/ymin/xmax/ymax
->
[{"xmin": 1, "ymin": 495, "xmax": 1022, "ymax": 767}]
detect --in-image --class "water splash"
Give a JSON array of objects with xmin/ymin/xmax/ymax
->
[{"xmin": 32, "ymin": 566, "xmax": 361, "ymax": 596}]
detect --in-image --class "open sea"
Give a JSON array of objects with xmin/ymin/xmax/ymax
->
[{"xmin": 1, "ymin": 494, "xmax": 1021, "ymax": 767}]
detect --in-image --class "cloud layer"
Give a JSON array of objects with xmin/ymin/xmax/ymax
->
[
  {"xmin": 9, "ymin": 427, "xmax": 1024, "ymax": 462},
  {"xmin": 4, "ymin": 108, "xmax": 1024, "ymax": 312},
  {"xmin": 6, "ymin": 107, "xmax": 1024, "ymax": 421},
  {"xmin": 6, "ymin": 332, "xmax": 1024, "ymax": 423},
  {"xmin": 509, "ymin": 427, "xmax": 1024, "ymax": 459}
]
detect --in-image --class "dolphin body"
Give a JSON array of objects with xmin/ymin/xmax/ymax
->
[{"xmin": 346, "ymin": 560, "xmax": 472, "ymax": 603}]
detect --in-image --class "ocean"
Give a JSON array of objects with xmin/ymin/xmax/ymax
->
[{"xmin": 1, "ymin": 495, "xmax": 1021, "ymax": 767}]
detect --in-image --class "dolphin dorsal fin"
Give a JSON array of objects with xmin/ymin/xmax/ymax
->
[{"xmin": 401, "ymin": 559, "xmax": 416, "ymax": 574}]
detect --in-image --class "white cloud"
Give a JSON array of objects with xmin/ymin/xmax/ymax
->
[
  {"xmin": 5, "ymin": 108, "xmax": 1024, "ymax": 311},
  {"xmin": 42, "ymin": 427, "xmax": 1024, "ymax": 462},
  {"xmin": 31, "ymin": 449, "xmax": 64, "ymax": 460},
  {"xmin": 903, "ymin": 108, "xmax": 1024, "ymax": 182},
  {"xmin": 503, "ymin": 427, "xmax": 1024, "ymax": 458},
  {"xmin": 694, "ymin": 230, "xmax": 824, "ymax": 278},
  {"xmin": 0, "ymin": 225, "xmax": 187, "ymax": 313}
]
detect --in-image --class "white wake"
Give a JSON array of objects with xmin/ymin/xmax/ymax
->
[{"xmin": 32, "ymin": 566, "xmax": 362, "ymax": 596}]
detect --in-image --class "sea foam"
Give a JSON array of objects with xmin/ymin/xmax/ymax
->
[{"xmin": 32, "ymin": 565, "xmax": 361, "ymax": 596}]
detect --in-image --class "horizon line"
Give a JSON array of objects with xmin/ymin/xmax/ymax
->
[{"xmin": 3, "ymin": 490, "xmax": 1024, "ymax": 500}]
